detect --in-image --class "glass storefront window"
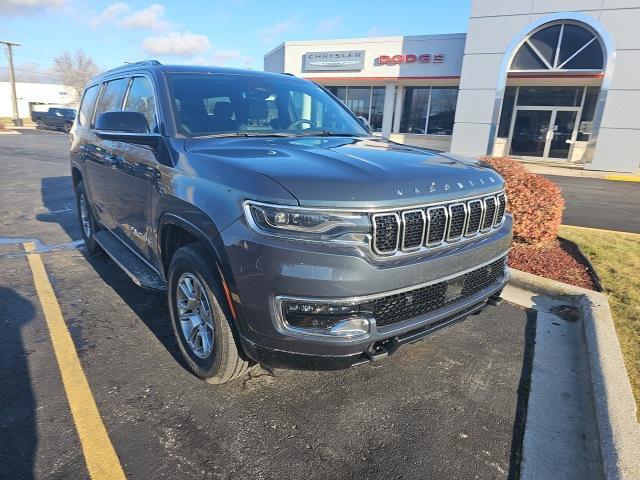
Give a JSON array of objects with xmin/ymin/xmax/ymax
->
[
  {"xmin": 400, "ymin": 87, "xmax": 429, "ymax": 134},
  {"xmin": 517, "ymin": 86, "xmax": 583, "ymax": 107},
  {"xmin": 346, "ymin": 87, "xmax": 371, "ymax": 120},
  {"xmin": 325, "ymin": 86, "xmax": 386, "ymax": 132},
  {"xmin": 427, "ymin": 88, "xmax": 458, "ymax": 135},
  {"xmin": 497, "ymin": 87, "xmax": 517, "ymax": 138},
  {"xmin": 400, "ymin": 87, "xmax": 458, "ymax": 135},
  {"xmin": 370, "ymin": 87, "xmax": 385, "ymax": 131},
  {"xmin": 577, "ymin": 87, "xmax": 599, "ymax": 141}
]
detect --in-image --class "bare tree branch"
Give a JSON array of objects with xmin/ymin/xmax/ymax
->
[{"xmin": 53, "ymin": 50, "xmax": 99, "ymax": 99}]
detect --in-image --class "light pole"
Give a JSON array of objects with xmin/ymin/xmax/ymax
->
[{"xmin": 1, "ymin": 40, "xmax": 23, "ymax": 127}]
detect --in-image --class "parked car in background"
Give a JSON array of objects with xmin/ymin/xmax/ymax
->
[
  {"xmin": 70, "ymin": 61, "xmax": 512, "ymax": 384},
  {"xmin": 32, "ymin": 107, "xmax": 77, "ymax": 132}
]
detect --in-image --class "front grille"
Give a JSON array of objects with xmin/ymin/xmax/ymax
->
[
  {"xmin": 372, "ymin": 257, "xmax": 506, "ymax": 327},
  {"xmin": 370, "ymin": 191, "xmax": 506, "ymax": 255},
  {"xmin": 372, "ymin": 213, "xmax": 400, "ymax": 253}
]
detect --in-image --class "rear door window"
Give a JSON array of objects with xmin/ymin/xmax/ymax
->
[
  {"xmin": 123, "ymin": 76, "xmax": 157, "ymax": 132},
  {"xmin": 78, "ymin": 85, "xmax": 100, "ymax": 127},
  {"xmin": 94, "ymin": 78, "xmax": 130, "ymax": 126}
]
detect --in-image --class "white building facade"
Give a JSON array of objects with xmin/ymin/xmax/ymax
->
[
  {"xmin": 264, "ymin": 0, "xmax": 640, "ymax": 173},
  {"xmin": 0, "ymin": 82, "xmax": 77, "ymax": 120}
]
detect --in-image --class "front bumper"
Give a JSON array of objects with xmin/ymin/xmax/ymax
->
[{"xmin": 221, "ymin": 214, "xmax": 512, "ymax": 365}]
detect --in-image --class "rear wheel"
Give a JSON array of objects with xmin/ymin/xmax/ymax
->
[
  {"xmin": 167, "ymin": 242, "xmax": 252, "ymax": 384},
  {"xmin": 75, "ymin": 180, "xmax": 101, "ymax": 253},
  {"xmin": 63, "ymin": 122, "xmax": 71, "ymax": 133}
]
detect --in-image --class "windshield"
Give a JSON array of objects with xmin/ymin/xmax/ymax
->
[{"xmin": 167, "ymin": 73, "xmax": 369, "ymax": 138}]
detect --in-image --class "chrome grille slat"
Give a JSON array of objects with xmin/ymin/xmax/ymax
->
[
  {"xmin": 372, "ymin": 213, "xmax": 400, "ymax": 254},
  {"xmin": 426, "ymin": 206, "xmax": 448, "ymax": 245},
  {"xmin": 401, "ymin": 209, "xmax": 426, "ymax": 251},
  {"xmin": 447, "ymin": 203, "xmax": 467, "ymax": 240},
  {"xmin": 370, "ymin": 191, "xmax": 506, "ymax": 256},
  {"xmin": 466, "ymin": 200, "xmax": 483, "ymax": 235}
]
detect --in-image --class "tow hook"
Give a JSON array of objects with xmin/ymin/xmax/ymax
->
[
  {"xmin": 364, "ymin": 343, "xmax": 389, "ymax": 362},
  {"xmin": 487, "ymin": 293, "xmax": 503, "ymax": 306}
]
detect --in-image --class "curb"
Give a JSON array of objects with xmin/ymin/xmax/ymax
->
[
  {"xmin": 605, "ymin": 174, "xmax": 640, "ymax": 183},
  {"xmin": 503, "ymin": 268, "xmax": 640, "ymax": 480}
]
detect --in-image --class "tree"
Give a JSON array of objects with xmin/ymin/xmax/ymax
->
[{"xmin": 53, "ymin": 50, "xmax": 99, "ymax": 99}]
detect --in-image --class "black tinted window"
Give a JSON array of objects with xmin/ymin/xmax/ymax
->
[
  {"xmin": 94, "ymin": 78, "xmax": 129, "ymax": 123},
  {"xmin": 123, "ymin": 76, "xmax": 157, "ymax": 132},
  {"xmin": 78, "ymin": 85, "xmax": 100, "ymax": 126},
  {"xmin": 167, "ymin": 74, "xmax": 366, "ymax": 137}
]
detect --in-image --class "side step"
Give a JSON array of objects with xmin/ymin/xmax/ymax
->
[{"xmin": 94, "ymin": 230, "xmax": 166, "ymax": 291}]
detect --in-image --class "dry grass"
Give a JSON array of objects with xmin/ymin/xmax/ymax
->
[{"xmin": 559, "ymin": 225, "xmax": 640, "ymax": 415}]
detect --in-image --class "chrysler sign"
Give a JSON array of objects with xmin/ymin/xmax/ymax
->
[{"xmin": 304, "ymin": 50, "xmax": 365, "ymax": 71}]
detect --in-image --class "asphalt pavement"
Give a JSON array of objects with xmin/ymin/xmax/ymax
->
[
  {"xmin": 0, "ymin": 129, "xmax": 537, "ymax": 479},
  {"xmin": 543, "ymin": 174, "xmax": 640, "ymax": 233}
]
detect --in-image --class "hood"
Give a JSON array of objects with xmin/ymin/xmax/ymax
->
[{"xmin": 185, "ymin": 136, "xmax": 504, "ymax": 208}]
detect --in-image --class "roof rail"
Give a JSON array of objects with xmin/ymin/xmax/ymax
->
[{"xmin": 103, "ymin": 60, "xmax": 162, "ymax": 75}]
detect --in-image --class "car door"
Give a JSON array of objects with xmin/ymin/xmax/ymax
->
[
  {"xmin": 83, "ymin": 78, "xmax": 130, "ymax": 228},
  {"xmin": 106, "ymin": 75, "xmax": 160, "ymax": 264}
]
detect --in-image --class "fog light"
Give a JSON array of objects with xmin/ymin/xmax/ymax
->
[{"xmin": 282, "ymin": 300, "xmax": 372, "ymax": 337}]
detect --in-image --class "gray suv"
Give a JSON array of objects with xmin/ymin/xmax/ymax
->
[{"xmin": 70, "ymin": 61, "xmax": 512, "ymax": 384}]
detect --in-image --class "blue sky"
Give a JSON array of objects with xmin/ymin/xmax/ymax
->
[{"xmin": 0, "ymin": 0, "xmax": 470, "ymax": 79}]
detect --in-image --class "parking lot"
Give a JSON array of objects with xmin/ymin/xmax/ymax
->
[{"xmin": 0, "ymin": 130, "xmax": 535, "ymax": 479}]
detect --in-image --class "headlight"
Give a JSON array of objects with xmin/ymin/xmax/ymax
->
[{"xmin": 244, "ymin": 201, "xmax": 370, "ymax": 241}]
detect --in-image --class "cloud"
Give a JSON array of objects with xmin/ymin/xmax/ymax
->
[
  {"xmin": 0, "ymin": 0, "xmax": 66, "ymax": 16},
  {"xmin": 211, "ymin": 50, "xmax": 253, "ymax": 67},
  {"xmin": 316, "ymin": 15, "xmax": 343, "ymax": 33},
  {"xmin": 142, "ymin": 31, "xmax": 211, "ymax": 57},
  {"xmin": 91, "ymin": 2, "xmax": 170, "ymax": 30},
  {"xmin": 90, "ymin": 2, "xmax": 128, "ymax": 27},
  {"xmin": 121, "ymin": 4, "xmax": 169, "ymax": 30},
  {"xmin": 257, "ymin": 15, "xmax": 298, "ymax": 45}
]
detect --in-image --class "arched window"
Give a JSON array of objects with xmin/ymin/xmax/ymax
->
[{"xmin": 510, "ymin": 22, "xmax": 604, "ymax": 72}]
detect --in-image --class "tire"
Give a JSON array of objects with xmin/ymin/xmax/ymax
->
[
  {"xmin": 167, "ymin": 242, "xmax": 252, "ymax": 384},
  {"xmin": 75, "ymin": 180, "xmax": 101, "ymax": 254},
  {"xmin": 35, "ymin": 119, "xmax": 43, "ymax": 129},
  {"xmin": 63, "ymin": 122, "xmax": 71, "ymax": 133}
]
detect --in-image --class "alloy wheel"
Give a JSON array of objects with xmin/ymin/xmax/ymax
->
[{"xmin": 176, "ymin": 273, "xmax": 215, "ymax": 359}]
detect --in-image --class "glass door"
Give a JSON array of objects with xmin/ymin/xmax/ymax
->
[
  {"xmin": 548, "ymin": 110, "xmax": 578, "ymax": 159},
  {"xmin": 510, "ymin": 109, "xmax": 552, "ymax": 157}
]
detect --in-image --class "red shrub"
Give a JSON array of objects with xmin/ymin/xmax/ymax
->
[{"xmin": 483, "ymin": 157, "xmax": 564, "ymax": 244}]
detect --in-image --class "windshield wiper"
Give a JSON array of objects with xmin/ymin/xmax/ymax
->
[
  {"xmin": 294, "ymin": 130, "xmax": 365, "ymax": 137},
  {"xmin": 193, "ymin": 132, "xmax": 297, "ymax": 139}
]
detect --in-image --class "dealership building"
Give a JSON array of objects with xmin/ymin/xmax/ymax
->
[{"xmin": 264, "ymin": 0, "xmax": 640, "ymax": 173}]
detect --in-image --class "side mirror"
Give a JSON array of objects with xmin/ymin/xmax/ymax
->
[
  {"xmin": 357, "ymin": 115, "xmax": 372, "ymax": 133},
  {"xmin": 95, "ymin": 111, "xmax": 160, "ymax": 147}
]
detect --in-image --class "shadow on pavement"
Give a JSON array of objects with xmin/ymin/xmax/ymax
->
[
  {"xmin": 37, "ymin": 176, "xmax": 81, "ymax": 242},
  {"xmin": 0, "ymin": 286, "xmax": 37, "ymax": 480},
  {"xmin": 508, "ymin": 307, "xmax": 537, "ymax": 479},
  {"xmin": 78, "ymin": 250, "xmax": 187, "ymax": 370}
]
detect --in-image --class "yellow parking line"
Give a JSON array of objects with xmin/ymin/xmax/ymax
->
[
  {"xmin": 23, "ymin": 242, "xmax": 126, "ymax": 480},
  {"xmin": 605, "ymin": 174, "xmax": 640, "ymax": 183}
]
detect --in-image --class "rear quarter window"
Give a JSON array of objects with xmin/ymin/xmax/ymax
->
[{"xmin": 78, "ymin": 85, "xmax": 100, "ymax": 127}]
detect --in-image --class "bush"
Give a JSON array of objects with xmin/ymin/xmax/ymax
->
[{"xmin": 483, "ymin": 157, "xmax": 564, "ymax": 244}]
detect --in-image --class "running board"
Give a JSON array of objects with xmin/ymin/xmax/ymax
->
[{"xmin": 94, "ymin": 230, "xmax": 166, "ymax": 291}]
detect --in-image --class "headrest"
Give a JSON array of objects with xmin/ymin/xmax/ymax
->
[
  {"xmin": 214, "ymin": 101, "xmax": 233, "ymax": 118},
  {"xmin": 248, "ymin": 99, "xmax": 268, "ymax": 119}
]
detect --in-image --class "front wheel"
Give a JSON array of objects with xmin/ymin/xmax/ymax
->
[
  {"xmin": 168, "ymin": 242, "xmax": 253, "ymax": 384},
  {"xmin": 75, "ymin": 180, "xmax": 101, "ymax": 253},
  {"xmin": 63, "ymin": 122, "xmax": 71, "ymax": 133}
]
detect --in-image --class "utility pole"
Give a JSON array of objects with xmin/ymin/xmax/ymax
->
[{"xmin": 1, "ymin": 41, "xmax": 22, "ymax": 127}]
